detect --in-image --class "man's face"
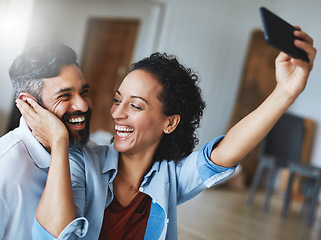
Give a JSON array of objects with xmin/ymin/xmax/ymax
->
[{"xmin": 41, "ymin": 64, "xmax": 92, "ymax": 148}]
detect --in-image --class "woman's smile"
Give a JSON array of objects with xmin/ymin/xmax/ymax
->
[{"xmin": 115, "ymin": 124, "xmax": 134, "ymax": 138}]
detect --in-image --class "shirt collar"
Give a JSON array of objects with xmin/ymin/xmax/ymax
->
[
  {"xmin": 101, "ymin": 145, "xmax": 163, "ymax": 184},
  {"xmin": 15, "ymin": 117, "xmax": 51, "ymax": 168},
  {"xmin": 102, "ymin": 143, "xmax": 119, "ymax": 174},
  {"xmin": 144, "ymin": 160, "xmax": 160, "ymax": 179},
  {"xmin": 101, "ymin": 145, "xmax": 162, "ymax": 176}
]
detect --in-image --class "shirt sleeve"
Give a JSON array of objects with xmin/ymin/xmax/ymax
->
[
  {"xmin": 32, "ymin": 217, "xmax": 88, "ymax": 240},
  {"xmin": 196, "ymin": 135, "xmax": 237, "ymax": 187},
  {"xmin": 69, "ymin": 156, "xmax": 86, "ymax": 219},
  {"xmin": 176, "ymin": 135, "xmax": 236, "ymax": 204},
  {"xmin": 32, "ymin": 218, "xmax": 56, "ymax": 240}
]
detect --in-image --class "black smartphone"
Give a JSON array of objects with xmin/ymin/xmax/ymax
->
[{"xmin": 260, "ymin": 7, "xmax": 309, "ymax": 62}]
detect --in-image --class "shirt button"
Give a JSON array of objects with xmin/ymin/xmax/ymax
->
[
  {"xmin": 152, "ymin": 199, "xmax": 157, "ymax": 203},
  {"xmin": 75, "ymin": 228, "xmax": 81, "ymax": 235},
  {"xmin": 72, "ymin": 221, "xmax": 78, "ymax": 227},
  {"xmin": 166, "ymin": 218, "xmax": 170, "ymax": 224},
  {"xmin": 139, "ymin": 187, "xmax": 144, "ymax": 192}
]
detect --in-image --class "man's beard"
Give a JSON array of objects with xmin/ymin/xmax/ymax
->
[{"xmin": 62, "ymin": 109, "xmax": 92, "ymax": 149}]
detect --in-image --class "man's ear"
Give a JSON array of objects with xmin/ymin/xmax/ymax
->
[
  {"xmin": 17, "ymin": 92, "xmax": 37, "ymax": 103},
  {"xmin": 163, "ymin": 114, "xmax": 181, "ymax": 134}
]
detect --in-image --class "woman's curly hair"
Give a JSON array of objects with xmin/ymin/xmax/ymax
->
[{"xmin": 129, "ymin": 52, "xmax": 206, "ymax": 162}]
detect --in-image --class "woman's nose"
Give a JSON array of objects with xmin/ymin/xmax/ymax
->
[{"xmin": 111, "ymin": 103, "xmax": 128, "ymax": 119}]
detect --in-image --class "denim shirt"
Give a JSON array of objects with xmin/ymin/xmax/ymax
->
[{"xmin": 32, "ymin": 136, "xmax": 236, "ymax": 239}]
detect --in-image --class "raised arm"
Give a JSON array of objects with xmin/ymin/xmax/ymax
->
[
  {"xmin": 211, "ymin": 29, "xmax": 317, "ymax": 168},
  {"xmin": 16, "ymin": 98, "xmax": 76, "ymax": 237}
]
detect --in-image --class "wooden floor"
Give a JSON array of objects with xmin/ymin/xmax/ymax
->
[{"xmin": 177, "ymin": 188, "xmax": 321, "ymax": 240}]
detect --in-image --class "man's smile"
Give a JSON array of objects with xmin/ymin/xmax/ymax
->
[{"xmin": 68, "ymin": 116, "xmax": 85, "ymax": 125}]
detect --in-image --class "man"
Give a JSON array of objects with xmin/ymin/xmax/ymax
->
[{"xmin": 0, "ymin": 42, "xmax": 97, "ymax": 239}]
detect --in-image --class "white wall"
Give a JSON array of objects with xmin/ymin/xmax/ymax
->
[
  {"xmin": 0, "ymin": 0, "xmax": 35, "ymax": 134},
  {"xmin": 1, "ymin": 0, "xmax": 321, "ymax": 166},
  {"xmin": 26, "ymin": 0, "xmax": 163, "ymax": 66}
]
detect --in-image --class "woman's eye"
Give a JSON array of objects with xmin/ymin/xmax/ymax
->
[
  {"xmin": 112, "ymin": 98, "xmax": 121, "ymax": 105},
  {"xmin": 131, "ymin": 104, "xmax": 142, "ymax": 110}
]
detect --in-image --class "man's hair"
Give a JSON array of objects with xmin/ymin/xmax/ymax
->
[
  {"xmin": 9, "ymin": 41, "xmax": 79, "ymax": 103},
  {"xmin": 129, "ymin": 52, "xmax": 206, "ymax": 162}
]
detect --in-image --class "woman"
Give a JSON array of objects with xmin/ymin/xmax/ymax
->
[{"xmin": 17, "ymin": 29, "xmax": 316, "ymax": 239}]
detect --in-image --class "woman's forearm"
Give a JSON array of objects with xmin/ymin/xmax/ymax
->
[
  {"xmin": 211, "ymin": 86, "xmax": 293, "ymax": 168},
  {"xmin": 36, "ymin": 136, "xmax": 76, "ymax": 237},
  {"xmin": 210, "ymin": 28, "xmax": 316, "ymax": 168}
]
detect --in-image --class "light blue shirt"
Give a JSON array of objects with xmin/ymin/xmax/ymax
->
[
  {"xmin": 33, "ymin": 136, "xmax": 236, "ymax": 239},
  {"xmin": 0, "ymin": 118, "xmax": 51, "ymax": 239},
  {"xmin": 0, "ymin": 117, "xmax": 93, "ymax": 239}
]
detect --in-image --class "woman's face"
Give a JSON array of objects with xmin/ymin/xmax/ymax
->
[{"xmin": 110, "ymin": 69, "xmax": 170, "ymax": 156}]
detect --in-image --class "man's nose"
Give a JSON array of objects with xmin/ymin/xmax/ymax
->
[{"xmin": 71, "ymin": 95, "xmax": 89, "ymax": 112}]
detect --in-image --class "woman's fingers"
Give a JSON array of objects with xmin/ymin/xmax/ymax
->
[
  {"xmin": 276, "ymin": 51, "xmax": 291, "ymax": 63},
  {"xmin": 16, "ymin": 98, "xmax": 47, "ymax": 131},
  {"xmin": 15, "ymin": 99, "xmax": 37, "ymax": 124},
  {"xmin": 26, "ymin": 98, "xmax": 43, "ymax": 114},
  {"xmin": 293, "ymin": 29, "xmax": 317, "ymax": 68},
  {"xmin": 16, "ymin": 97, "xmax": 68, "ymax": 148},
  {"xmin": 294, "ymin": 29, "xmax": 313, "ymax": 44}
]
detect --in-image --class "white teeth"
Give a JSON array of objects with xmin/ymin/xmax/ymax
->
[
  {"xmin": 116, "ymin": 132, "xmax": 132, "ymax": 138},
  {"xmin": 115, "ymin": 125, "xmax": 134, "ymax": 138},
  {"xmin": 115, "ymin": 125, "xmax": 134, "ymax": 132},
  {"xmin": 69, "ymin": 116, "xmax": 85, "ymax": 123}
]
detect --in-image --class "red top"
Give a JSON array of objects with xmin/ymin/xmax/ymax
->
[{"xmin": 99, "ymin": 192, "xmax": 152, "ymax": 240}]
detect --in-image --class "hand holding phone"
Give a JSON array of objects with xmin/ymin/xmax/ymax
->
[{"xmin": 260, "ymin": 7, "xmax": 309, "ymax": 62}]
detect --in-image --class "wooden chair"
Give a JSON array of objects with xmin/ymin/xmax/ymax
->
[
  {"xmin": 281, "ymin": 118, "xmax": 319, "ymax": 227},
  {"xmin": 247, "ymin": 113, "xmax": 315, "ymax": 217}
]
